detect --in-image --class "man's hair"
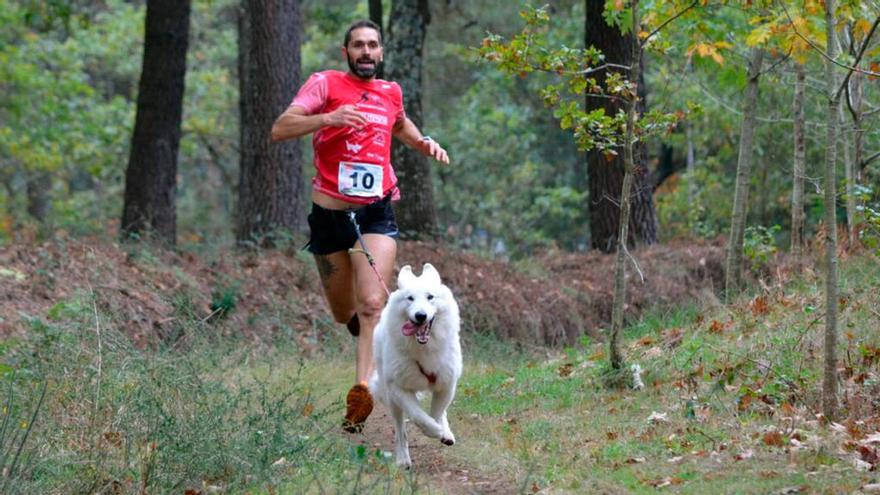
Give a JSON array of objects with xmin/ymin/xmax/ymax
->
[{"xmin": 343, "ymin": 20, "xmax": 382, "ymax": 47}]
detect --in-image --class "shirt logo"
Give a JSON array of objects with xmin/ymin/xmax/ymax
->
[
  {"xmin": 362, "ymin": 112, "xmax": 388, "ymax": 125},
  {"xmin": 345, "ymin": 141, "xmax": 363, "ymax": 153}
]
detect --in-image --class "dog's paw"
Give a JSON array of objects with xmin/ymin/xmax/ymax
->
[
  {"xmin": 440, "ymin": 432, "xmax": 455, "ymax": 446},
  {"xmin": 414, "ymin": 418, "xmax": 445, "ymax": 439},
  {"xmin": 395, "ymin": 451, "xmax": 412, "ymax": 469}
]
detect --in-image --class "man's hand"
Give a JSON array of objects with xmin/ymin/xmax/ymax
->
[
  {"xmin": 324, "ymin": 104, "xmax": 367, "ymax": 129},
  {"xmin": 421, "ymin": 137, "xmax": 450, "ymax": 165}
]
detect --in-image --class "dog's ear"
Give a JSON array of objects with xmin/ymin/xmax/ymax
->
[
  {"xmin": 397, "ymin": 265, "xmax": 415, "ymax": 288},
  {"xmin": 420, "ymin": 263, "xmax": 442, "ymax": 285}
]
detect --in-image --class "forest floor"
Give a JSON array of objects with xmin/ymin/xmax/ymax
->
[
  {"xmin": 3, "ymin": 234, "xmax": 878, "ymax": 493},
  {"xmin": 0, "ymin": 234, "xmax": 725, "ymax": 493}
]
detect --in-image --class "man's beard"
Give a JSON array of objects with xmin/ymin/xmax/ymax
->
[{"xmin": 348, "ymin": 56, "xmax": 380, "ymax": 79}]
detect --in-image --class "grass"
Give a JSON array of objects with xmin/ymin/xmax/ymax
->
[
  {"xmin": 1, "ymin": 297, "xmax": 418, "ymax": 493},
  {"xmin": 1, "ymin": 250, "xmax": 879, "ymax": 493}
]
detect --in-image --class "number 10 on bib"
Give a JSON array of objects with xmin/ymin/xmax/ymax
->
[{"xmin": 338, "ymin": 162, "xmax": 383, "ymax": 198}]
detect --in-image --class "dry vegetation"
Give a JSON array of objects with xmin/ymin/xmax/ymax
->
[{"xmin": 0, "ymin": 235, "xmax": 726, "ymax": 348}]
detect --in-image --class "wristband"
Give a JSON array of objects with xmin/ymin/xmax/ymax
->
[{"xmin": 420, "ymin": 136, "xmax": 432, "ymax": 143}]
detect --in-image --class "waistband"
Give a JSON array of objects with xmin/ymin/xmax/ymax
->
[{"xmin": 312, "ymin": 194, "xmax": 392, "ymax": 216}]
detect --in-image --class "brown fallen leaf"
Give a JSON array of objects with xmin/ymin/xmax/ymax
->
[
  {"xmin": 750, "ymin": 295, "xmax": 770, "ymax": 316},
  {"xmin": 558, "ymin": 363, "xmax": 574, "ymax": 377},
  {"xmin": 763, "ymin": 431, "xmax": 784, "ymax": 447}
]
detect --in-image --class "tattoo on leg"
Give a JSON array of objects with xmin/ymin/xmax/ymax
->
[{"xmin": 315, "ymin": 256, "xmax": 337, "ymax": 283}]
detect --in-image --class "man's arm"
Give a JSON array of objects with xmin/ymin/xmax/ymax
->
[
  {"xmin": 271, "ymin": 104, "xmax": 368, "ymax": 142},
  {"xmin": 392, "ymin": 117, "xmax": 450, "ymax": 164}
]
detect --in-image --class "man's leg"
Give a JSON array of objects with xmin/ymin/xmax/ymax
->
[
  {"xmin": 342, "ymin": 234, "xmax": 397, "ymax": 433},
  {"xmin": 313, "ymin": 251, "xmax": 355, "ymax": 325},
  {"xmin": 350, "ymin": 233, "xmax": 397, "ymax": 383},
  {"xmin": 341, "ymin": 233, "xmax": 396, "ymax": 433}
]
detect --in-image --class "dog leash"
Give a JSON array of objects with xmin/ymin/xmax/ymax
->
[{"xmin": 347, "ymin": 210, "xmax": 392, "ymax": 297}]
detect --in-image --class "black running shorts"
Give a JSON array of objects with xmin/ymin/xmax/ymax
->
[{"xmin": 306, "ymin": 195, "xmax": 399, "ymax": 255}]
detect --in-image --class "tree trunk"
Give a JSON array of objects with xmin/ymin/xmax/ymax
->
[
  {"xmin": 386, "ymin": 0, "xmax": 437, "ymax": 239},
  {"xmin": 236, "ymin": 0, "xmax": 304, "ymax": 247},
  {"xmin": 686, "ymin": 121, "xmax": 695, "ymax": 206},
  {"xmin": 584, "ymin": 0, "xmax": 657, "ymax": 253},
  {"xmin": 791, "ymin": 64, "xmax": 806, "ymax": 268},
  {"xmin": 121, "ymin": 0, "xmax": 191, "ymax": 245},
  {"xmin": 848, "ymin": 70, "xmax": 865, "ymax": 247},
  {"xmin": 26, "ymin": 172, "xmax": 51, "ymax": 222},
  {"xmin": 609, "ymin": 0, "xmax": 641, "ymax": 372},
  {"xmin": 822, "ymin": 0, "xmax": 840, "ymax": 421},
  {"xmin": 724, "ymin": 48, "xmax": 764, "ymax": 296},
  {"xmin": 840, "ymin": 104, "xmax": 856, "ymax": 248},
  {"xmin": 369, "ymin": 0, "xmax": 385, "ymax": 79}
]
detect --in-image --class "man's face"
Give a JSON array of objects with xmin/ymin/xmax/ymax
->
[{"xmin": 344, "ymin": 27, "xmax": 383, "ymax": 79}]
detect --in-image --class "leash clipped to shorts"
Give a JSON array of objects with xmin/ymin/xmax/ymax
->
[{"xmin": 348, "ymin": 211, "xmax": 391, "ymax": 297}]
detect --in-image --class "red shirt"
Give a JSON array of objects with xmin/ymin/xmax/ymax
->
[{"xmin": 289, "ymin": 70, "xmax": 405, "ymax": 204}]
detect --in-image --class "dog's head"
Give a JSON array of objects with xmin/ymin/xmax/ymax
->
[{"xmin": 391, "ymin": 263, "xmax": 453, "ymax": 345}]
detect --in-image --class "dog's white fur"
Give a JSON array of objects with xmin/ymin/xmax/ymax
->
[{"xmin": 370, "ymin": 263, "xmax": 462, "ymax": 468}]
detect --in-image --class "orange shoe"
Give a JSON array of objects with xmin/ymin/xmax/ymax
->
[{"xmin": 342, "ymin": 382, "xmax": 373, "ymax": 433}]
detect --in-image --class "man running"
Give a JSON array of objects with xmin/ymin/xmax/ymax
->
[{"xmin": 271, "ymin": 19, "xmax": 449, "ymax": 432}]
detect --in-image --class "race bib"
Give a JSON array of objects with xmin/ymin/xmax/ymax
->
[{"xmin": 338, "ymin": 162, "xmax": 383, "ymax": 198}]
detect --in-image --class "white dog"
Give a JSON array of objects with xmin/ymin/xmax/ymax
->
[{"xmin": 370, "ymin": 263, "xmax": 462, "ymax": 469}]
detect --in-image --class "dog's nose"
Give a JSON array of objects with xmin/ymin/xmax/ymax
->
[{"xmin": 414, "ymin": 311, "xmax": 427, "ymax": 323}]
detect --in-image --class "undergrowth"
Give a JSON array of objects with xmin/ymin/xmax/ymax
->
[
  {"xmin": 1, "ymin": 242, "xmax": 878, "ymax": 493},
  {"xmin": 446, "ymin": 255, "xmax": 880, "ymax": 493},
  {"xmin": 0, "ymin": 286, "xmax": 421, "ymax": 494}
]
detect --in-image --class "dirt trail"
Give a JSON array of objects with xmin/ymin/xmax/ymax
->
[{"xmin": 351, "ymin": 403, "xmax": 518, "ymax": 494}]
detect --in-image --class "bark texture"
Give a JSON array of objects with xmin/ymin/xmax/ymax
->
[
  {"xmin": 386, "ymin": 0, "xmax": 437, "ymax": 239},
  {"xmin": 686, "ymin": 121, "xmax": 695, "ymax": 206},
  {"xmin": 724, "ymin": 49, "xmax": 764, "ymax": 296},
  {"xmin": 791, "ymin": 64, "xmax": 806, "ymax": 266},
  {"xmin": 121, "ymin": 0, "xmax": 191, "ymax": 244},
  {"xmin": 841, "ymin": 105, "xmax": 855, "ymax": 247},
  {"xmin": 822, "ymin": 0, "xmax": 840, "ymax": 421},
  {"xmin": 26, "ymin": 172, "xmax": 51, "ymax": 222},
  {"xmin": 609, "ymin": 0, "xmax": 642, "ymax": 372},
  {"xmin": 236, "ymin": 0, "xmax": 304, "ymax": 246},
  {"xmin": 369, "ymin": 0, "xmax": 385, "ymax": 79},
  {"xmin": 584, "ymin": 0, "xmax": 657, "ymax": 253},
  {"xmin": 845, "ymin": 70, "xmax": 864, "ymax": 247}
]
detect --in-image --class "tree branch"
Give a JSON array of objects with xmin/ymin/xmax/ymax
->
[
  {"xmin": 845, "ymin": 72, "xmax": 857, "ymax": 119},
  {"xmin": 777, "ymin": 0, "xmax": 880, "ymax": 83},
  {"xmin": 623, "ymin": 244, "xmax": 646, "ymax": 284},
  {"xmin": 862, "ymin": 150, "xmax": 880, "ymax": 169},
  {"xmin": 574, "ymin": 62, "xmax": 632, "ymax": 75},
  {"xmin": 758, "ymin": 47, "xmax": 793, "ymax": 78},
  {"xmin": 641, "ymin": 0, "xmax": 699, "ymax": 47},
  {"xmin": 836, "ymin": 13, "xmax": 880, "ymax": 101}
]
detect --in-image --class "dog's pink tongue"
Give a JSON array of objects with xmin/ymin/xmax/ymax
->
[{"xmin": 401, "ymin": 321, "xmax": 420, "ymax": 336}]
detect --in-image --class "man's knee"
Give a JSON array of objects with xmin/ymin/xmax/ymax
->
[
  {"xmin": 357, "ymin": 294, "xmax": 386, "ymax": 320},
  {"xmin": 325, "ymin": 294, "xmax": 355, "ymax": 324}
]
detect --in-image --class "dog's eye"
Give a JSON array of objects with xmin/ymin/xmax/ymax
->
[
  {"xmin": 427, "ymin": 294, "xmax": 434, "ymax": 300},
  {"xmin": 407, "ymin": 296, "xmax": 414, "ymax": 301}
]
